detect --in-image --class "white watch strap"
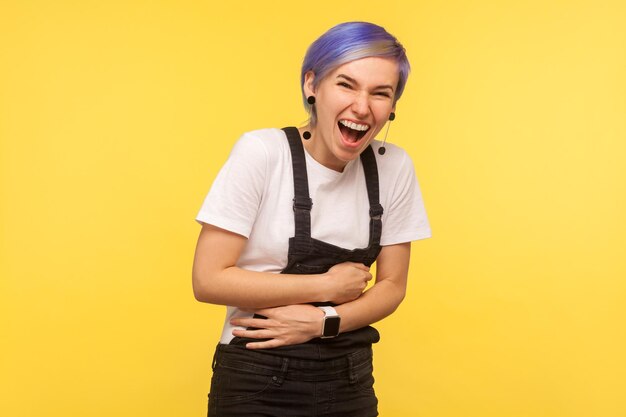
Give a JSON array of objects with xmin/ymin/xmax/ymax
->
[{"xmin": 319, "ymin": 306, "xmax": 338, "ymax": 317}]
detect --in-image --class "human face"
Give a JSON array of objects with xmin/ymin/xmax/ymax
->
[{"xmin": 302, "ymin": 56, "xmax": 399, "ymax": 172}]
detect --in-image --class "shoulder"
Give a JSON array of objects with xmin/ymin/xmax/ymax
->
[
  {"xmin": 369, "ymin": 141, "xmax": 431, "ymax": 244},
  {"xmin": 240, "ymin": 127, "xmax": 286, "ymax": 141},
  {"xmin": 236, "ymin": 128, "xmax": 287, "ymax": 151},
  {"xmin": 368, "ymin": 140, "xmax": 422, "ymax": 205},
  {"xmin": 368, "ymin": 140, "xmax": 413, "ymax": 177},
  {"xmin": 231, "ymin": 128, "xmax": 288, "ymax": 163}
]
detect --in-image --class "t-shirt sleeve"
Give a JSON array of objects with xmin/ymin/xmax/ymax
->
[
  {"xmin": 380, "ymin": 151, "xmax": 432, "ymax": 246},
  {"xmin": 195, "ymin": 133, "xmax": 267, "ymax": 238}
]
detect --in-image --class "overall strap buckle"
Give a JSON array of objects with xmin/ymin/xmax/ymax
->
[
  {"xmin": 369, "ymin": 204, "xmax": 384, "ymax": 220},
  {"xmin": 293, "ymin": 197, "xmax": 313, "ymax": 211}
]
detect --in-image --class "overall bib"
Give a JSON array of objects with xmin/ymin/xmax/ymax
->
[{"xmin": 208, "ymin": 127, "xmax": 383, "ymax": 416}]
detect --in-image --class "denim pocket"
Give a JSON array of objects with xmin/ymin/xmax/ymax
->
[
  {"xmin": 351, "ymin": 360, "xmax": 376, "ymax": 394},
  {"xmin": 294, "ymin": 263, "xmax": 331, "ymax": 274},
  {"xmin": 209, "ymin": 362, "xmax": 275, "ymax": 405}
]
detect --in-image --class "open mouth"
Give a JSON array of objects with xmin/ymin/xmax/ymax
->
[{"xmin": 338, "ymin": 119, "xmax": 370, "ymax": 144}]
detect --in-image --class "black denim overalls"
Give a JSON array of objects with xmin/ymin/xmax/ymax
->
[
  {"xmin": 229, "ymin": 126, "xmax": 384, "ymax": 360},
  {"xmin": 208, "ymin": 127, "xmax": 383, "ymax": 416}
]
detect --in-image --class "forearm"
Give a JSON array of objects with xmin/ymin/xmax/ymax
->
[
  {"xmin": 193, "ymin": 266, "xmax": 328, "ymax": 309},
  {"xmin": 193, "ymin": 224, "xmax": 339, "ymax": 309},
  {"xmin": 229, "ymin": 278, "xmax": 407, "ymax": 349},
  {"xmin": 193, "ymin": 225, "xmax": 372, "ymax": 309},
  {"xmin": 334, "ymin": 242, "xmax": 411, "ymax": 333},
  {"xmin": 334, "ymin": 278, "xmax": 406, "ymax": 333}
]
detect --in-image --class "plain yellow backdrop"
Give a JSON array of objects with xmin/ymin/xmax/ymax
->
[{"xmin": 1, "ymin": 1, "xmax": 625, "ymax": 416}]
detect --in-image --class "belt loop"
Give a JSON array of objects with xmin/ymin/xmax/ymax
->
[
  {"xmin": 347, "ymin": 354, "xmax": 357, "ymax": 385},
  {"xmin": 272, "ymin": 357, "xmax": 289, "ymax": 386}
]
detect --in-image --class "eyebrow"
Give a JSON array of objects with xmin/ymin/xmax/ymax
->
[{"xmin": 336, "ymin": 74, "xmax": 394, "ymax": 92}]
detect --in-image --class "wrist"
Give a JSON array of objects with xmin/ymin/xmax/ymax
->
[
  {"xmin": 315, "ymin": 273, "xmax": 333, "ymax": 302},
  {"xmin": 318, "ymin": 306, "xmax": 341, "ymax": 338}
]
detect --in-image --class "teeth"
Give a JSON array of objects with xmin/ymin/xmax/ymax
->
[{"xmin": 339, "ymin": 120, "xmax": 369, "ymax": 131}]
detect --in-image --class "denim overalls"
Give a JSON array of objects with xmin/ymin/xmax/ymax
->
[{"xmin": 208, "ymin": 127, "xmax": 384, "ymax": 416}]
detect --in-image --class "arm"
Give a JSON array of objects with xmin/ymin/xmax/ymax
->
[
  {"xmin": 231, "ymin": 242, "xmax": 411, "ymax": 348},
  {"xmin": 192, "ymin": 223, "xmax": 373, "ymax": 309},
  {"xmin": 335, "ymin": 242, "xmax": 410, "ymax": 332}
]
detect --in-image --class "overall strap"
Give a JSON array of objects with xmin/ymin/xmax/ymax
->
[
  {"xmin": 359, "ymin": 146, "xmax": 384, "ymax": 249},
  {"xmin": 282, "ymin": 127, "xmax": 313, "ymax": 248}
]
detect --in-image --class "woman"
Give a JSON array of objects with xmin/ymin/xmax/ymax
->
[{"xmin": 193, "ymin": 21, "xmax": 431, "ymax": 417}]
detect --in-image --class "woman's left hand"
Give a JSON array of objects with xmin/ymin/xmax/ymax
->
[{"xmin": 230, "ymin": 304, "xmax": 324, "ymax": 349}]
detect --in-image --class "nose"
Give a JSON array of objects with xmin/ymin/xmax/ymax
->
[{"xmin": 350, "ymin": 92, "xmax": 369, "ymax": 119}]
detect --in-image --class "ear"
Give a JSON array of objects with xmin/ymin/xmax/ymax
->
[{"xmin": 303, "ymin": 71, "xmax": 316, "ymax": 97}]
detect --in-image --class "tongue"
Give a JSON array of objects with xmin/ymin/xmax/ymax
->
[{"xmin": 339, "ymin": 124, "xmax": 360, "ymax": 143}]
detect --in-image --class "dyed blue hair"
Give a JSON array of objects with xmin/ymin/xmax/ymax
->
[{"xmin": 301, "ymin": 21, "xmax": 411, "ymax": 126}]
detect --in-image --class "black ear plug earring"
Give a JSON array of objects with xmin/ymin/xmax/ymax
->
[
  {"xmin": 303, "ymin": 96, "xmax": 316, "ymax": 140},
  {"xmin": 378, "ymin": 112, "xmax": 395, "ymax": 155}
]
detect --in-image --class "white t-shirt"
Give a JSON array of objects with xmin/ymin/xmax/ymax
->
[{"xmin": 196, "ymin": 127, "xmax": 431, "ymax": 343}]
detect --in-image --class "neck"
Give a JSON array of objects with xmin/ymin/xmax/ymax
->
[{"xmin": 297, "ymin": 125, "xmax": 347, "ymax": 172}]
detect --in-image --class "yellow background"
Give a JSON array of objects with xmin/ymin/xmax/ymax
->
[{"xmin": 1, "ymin": 1, "xmax": 625, "ymax": 416}]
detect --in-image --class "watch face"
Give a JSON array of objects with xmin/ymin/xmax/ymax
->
[{"xmin": 323, "ymin": 316, "xmax": 341, "ymax": 337}]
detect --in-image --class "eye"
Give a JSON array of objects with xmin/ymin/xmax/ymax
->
[
  {"xmin": 374, "ymin": 92, "xmax": 391, "ymax": 98},
  {"xmin": 337, "ymin": 82, "xmax": 352, "ymax": 89}
]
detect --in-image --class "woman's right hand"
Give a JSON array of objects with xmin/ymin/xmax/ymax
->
[{"xmin": 323, "ymin": 262, "xmax": 372, "ymax": 304}]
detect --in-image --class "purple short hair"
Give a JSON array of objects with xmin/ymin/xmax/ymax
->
[{"xmin": 301, "ymin": 21, "xmax": 411, "ymax": 126}]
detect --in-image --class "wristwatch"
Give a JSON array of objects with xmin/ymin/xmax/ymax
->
[{"xmin": 319, "ymin": 306, "xmax": 341, "ymax": 339}]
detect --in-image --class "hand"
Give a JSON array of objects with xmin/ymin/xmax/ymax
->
[
  {"xmin": 323, "ymin": 262, "xmax": 372, "ymax": 304},
  {"xmin": 230, "ymin": 304, "xmax": 324, "ymax": 349}
]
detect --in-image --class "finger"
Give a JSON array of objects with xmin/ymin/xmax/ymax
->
[
  {"xmin": 232, "ymin": 328, "xmax": 275, "ymax": 340},
  {"xmin": 246, "ymin": 339, "xmax": 285, "ymax": 349},
  {"xmin": 231, "ymin": 318, "xmax": 276, "ymax": 329},
  {"xmin": 349, "ymin": 262, "xmax": 370, "ymax": 271}
]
